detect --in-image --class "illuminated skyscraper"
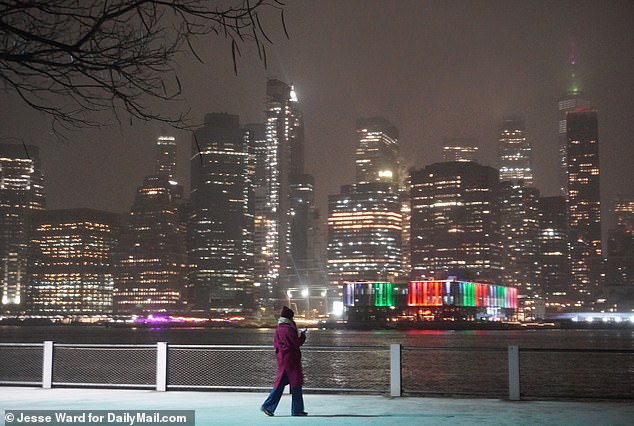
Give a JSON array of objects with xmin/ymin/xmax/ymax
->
[
  {"xmin": 327, "ymin": 183, "xmax": 403, "ymax": 284},
  {"xmin": 613, "ymin": 195, "xmax": 634, "ymax": 231},
  {"xmin": 558, "ymin": 43, "xmax": 591, "ymax": 194},
  {"xmin": 27, "ymin": 209, "xmax": 119, "ymax": 316},
  {"xmin": 244, "ymin": 123, "xmax": 271, "ymax": 303},
  {"xmin": 410, "ymin": 162, "xmax": 501, "ymax": 283},
  {"xmin": 442, "ymin": 138, "xmax": 479, "ymax": 162},
  {"xmin": 498, "ymin": 117, "xmax": 533, "ymax": 186},
  {"xmin": 605, "ymin": 195, "xmax": 634, "ymax": 308},
  {"xmin": 538, "ymin": 196, "xmax": 570, "ymax": 302},
  {"xmin": 566, "ymin": 109, "xmax": 602, "ymax": 301},
  {"xmin": 605, "ymin": 226, "xmax": 634, "ymax": 309},
  {"xmin": 259, "ymin": 78, "xmax": 307, "ymax": 304},
  {"xmin": 355, "ymin": 117, "xmax": 400, "ymax": 190},
  {"xmin": 288, "ymin": 174, "xmax": 323, "ymax": 290},
  {"xmin": 0, "ymin": 143, "xmax": 45, "ymax": 312},
  {"xmin": 156, "ymin": 136, "xmax": 177, "ymax": 180},
  {"xmin": 499, "ymin": 182, "xmax": 540, "ymax": 295},
  {"xmin": 497, "ymin": 118, "xmax": 539, "ymax": 301},
  {"xmin": 188, "ymin": 113, "xmax": 254, "ymax": 312},
  {"xmin": 114, "ymin": 136, "xmax": 187, "ymax": 315}
]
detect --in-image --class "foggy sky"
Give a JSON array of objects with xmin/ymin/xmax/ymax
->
[{"xmin": 1, "ymin": 0, "xmax": 633, "ymax": 230}]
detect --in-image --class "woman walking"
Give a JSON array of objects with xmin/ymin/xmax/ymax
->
[{"xmin": 261, "ymin": 306, "xmax": 308, "ymax": 417}]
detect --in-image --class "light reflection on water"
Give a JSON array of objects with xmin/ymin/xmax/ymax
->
[{"xmin": 1, "ymin": 325, "xmax": 633, "ymax": 348}]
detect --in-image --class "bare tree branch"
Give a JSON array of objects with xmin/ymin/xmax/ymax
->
[{"xmin": 0, "ymin": 0, "xmax": 287, "ymax": 134}]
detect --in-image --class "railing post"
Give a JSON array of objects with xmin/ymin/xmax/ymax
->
[
  {"xmin": 390, "ymin": 343, "xmax": 402, "ymax": 397},
  {"xmin": 156, "ymin": 342, "xmax": 167, "ymax": 391},
  {"xmin": 508, "ymin": 345, "xmax": 520, "ymax": 401},
  {"xmin": 42, "ymin": 341, "xmax": 53, "ymax": 389}
]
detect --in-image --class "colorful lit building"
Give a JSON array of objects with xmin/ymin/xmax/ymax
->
[{"xmin": 343, "ymin": 280, "xmax": 518, "ymax": 323}]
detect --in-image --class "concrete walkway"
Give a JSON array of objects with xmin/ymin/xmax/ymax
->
[{"xmin": 1, "ymin": 387, "xmax": 633, "ymax": 426}]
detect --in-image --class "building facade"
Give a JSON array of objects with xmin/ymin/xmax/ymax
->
[
  {"xmin": 343, "ymin": 280, "xmax": 518, "ymax": 323},
  {"xmin": 566, "ymin": 109, "xmax": 602, "ymax": 302},
  {"xmin": 155, "ymin": 136, "xmax": 177, "ymax": 180},
  {"xmin": 442, "ymin": 138, "xmax": 479, "ymax": 162},
  {"xmin": 113, "ymin": 136, "xmax": 187, "ymax": 315},
  {"xmin": 0, "ymin": 144, "xmax": 46, "ymax": 312},
  {"xmin": 26, "ymin": 209, "xmax": 119, "ymax": 317},
  {"xmin": 327, "ymin": 183, "xmax": 403, "ymax": 284},
  {"xmin": 558, "ymin": 44, "xmax": 591, "ymax": 194},
  {"xmin": 498, "ymin": 117, "xmax": 533, "ymax": 186},
  {"xmin": 355, "ymin": 117, "xmax": 401, "ymax": 191},
  {"xmin": 605, "ymin": 195, "xmax": 634, "ymax": 309},
  {"xmin": 257, "ymin": 79, "xmax": 307, "ymax": 305},
  {"xmin": 188, "ymin": 113, "xmax": 254, "ymax": 312},
  {"xmin": 538, "ymin": 196, "xmax": 571, "ymax": 305},
  {"xmin": 410, "ymin": 161, "xmax": 501, "ymax": 283},
  {"xmin": 499, "ymin": 182, "xmax": 540, "ymax": 295}
]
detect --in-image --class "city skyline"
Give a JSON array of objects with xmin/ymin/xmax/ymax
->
[{"xmin": 0, "ymin": 1, "xmax": 632, "ymax": 234}]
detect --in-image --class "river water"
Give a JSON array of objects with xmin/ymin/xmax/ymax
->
[{"xmin": 2, "ymin": 325, "xmax": 633, "ymax": 349}]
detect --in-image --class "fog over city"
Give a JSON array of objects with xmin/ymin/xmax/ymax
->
[{"xmin": 1, "ymin": 0, "xmax": 633, "ymax": 229}]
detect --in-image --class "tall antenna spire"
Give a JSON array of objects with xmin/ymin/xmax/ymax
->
[
  {"xmin": 569, "ymin": 38, "xmax": 577, "ymax": 66},
  {"xmin": 567, "ymin": 38, "xmax": 580, "ymax": 95}
]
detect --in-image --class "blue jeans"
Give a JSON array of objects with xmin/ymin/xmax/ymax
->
[{"xmin": 261, "ymin": 371, "xmax": 305, "ymax": 415}]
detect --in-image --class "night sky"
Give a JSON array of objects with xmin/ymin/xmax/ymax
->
[{"xmin": 1, "ymin": 1, "xmax": 633, "ymax": 232}]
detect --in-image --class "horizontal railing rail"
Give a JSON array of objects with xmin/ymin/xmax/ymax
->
[{"xmin": 0, "ymin": 342, "xmax": 632, "ymax": 400}]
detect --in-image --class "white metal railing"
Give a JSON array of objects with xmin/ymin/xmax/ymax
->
[{"xmin": 1, "ymin": 342, "xmax": 632, "ymax": 400}]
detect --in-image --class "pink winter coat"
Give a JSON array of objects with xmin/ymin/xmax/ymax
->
[{"xmin": 274, "ymin": 320, "xmax": 306, "ymax": 388}]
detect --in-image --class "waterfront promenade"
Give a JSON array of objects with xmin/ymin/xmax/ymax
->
[{"xmin": 2, "ymin": 387, "xmax": 633, "ymax": 426}]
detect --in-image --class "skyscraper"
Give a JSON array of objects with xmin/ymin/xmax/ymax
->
[
  {"xmin": 558, "ymin": 43, "xmax": 591, "ymax": 194},
  {"xmin": 156, "ymin": 136, "xmax": 177, "ymax": 180},
  {"xmin": 605, "ymin": 226, "xmax": 634, "ymax": 309},
  {"xmin": 259, "ymin": 78, "xmax": 307, "ymax": 303},
  {"xmin": 605, "ymin": 195, "xmax": 634, "ymax": 309},
  {"xmin": 410, "ymin": 162, "xmax": 501, "ymax": 283},
  {"xmin": 497, "ymin": 117, "xmax": 540, "ymax": 302},
  {"xmin": 498, "ymin": 117, "xmax": 533, "ymax": 186},
  {"xmin": 188, "ymin": 113, "xmax": 254, "ymax": 312},
  {"xmin": 442, "ymin": 138, "xmax": 479, "ymax": 162},
  {"xmin": 288, "ymin": 174, "xmax": 322, "ymax": 290},
  {"xmin": 244, "ymin": 123, "xmax": 272, "ymax": 304},
  {"xmin": 27, "ymin": 209, "xmax": 119, "ymax": 317},
  {"xmin": 355, "ymin": 117, "xmax": 400, "ymax": 190},
  {"xmin": 0, "ymin": 143, "xmax": 45, "ymax": 312},
  {"xmin": 327, "ymin": 183, "xmax": 403, "ymax": 284},
  {"xmin": 613, "ymin": 195, "xmax": 634, "ymax": 231},
  {"xmin": 566, "ymin": 109, "xmax": 602, "ymax": 301},
  {"xmin": 538, "ymin": 196, "xmax": 570, "ymax": 303},
  {"xmin": 114, "ymin": 135, "xmax": 187, "ymax": 315},
  {"xmin": 499, "ymin": 182, "xmax": 540, "ymax": 296}
]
